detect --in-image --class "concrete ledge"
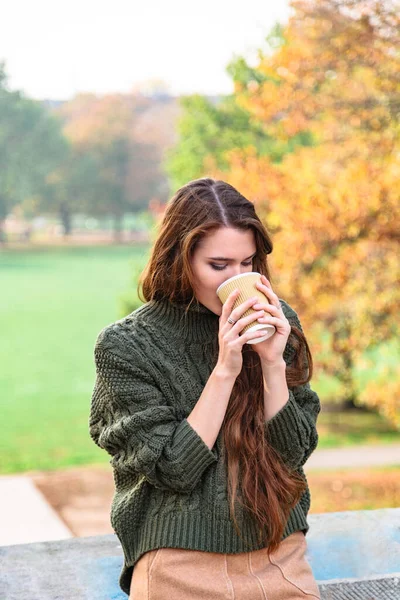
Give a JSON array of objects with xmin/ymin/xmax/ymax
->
[
  {"xmin": 306, "ymin": 507, "xmax": 400, "ymax": 580},
  {"xmin": 1, "ymin": 508, "xmax": 399, "ymax": 599},
  {"xmin": 0, "ymin": 534, "xmax": 125, "ymax": 600},
  {"xmin": 318, "ymin": 573, "xmax": 400, "ymax": 599}
]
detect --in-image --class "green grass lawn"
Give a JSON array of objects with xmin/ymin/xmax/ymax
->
[
  {"xmin": 0, "ymin": 245, "xmax": 149, "ymax": 473},
  {"xmin": 0, "ymin": 245, "xmax": 398, "ymax": 474},
  {"xmin": 316, "ymin": 410, "xmax": 399, "ymax": 448}
]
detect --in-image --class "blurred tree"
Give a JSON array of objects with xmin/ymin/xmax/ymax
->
[
  {"xmin": 164, "ymin": 91, "xmax": 314, "ymax": 191},
  {"xmin": 126, "ymin": 95, "xmax": 180, "ymax": 209},
  {"xmin": 206, "ymin": 0, "xmax": 400, "ymax": 424},
  {"xmin": 0, "ymin": 63, "xmax": 68, "ymax": 243},
  {"xmin": 164, "ymin": 24, "xmax": 317, "ymax": 191},
  {"xmin": 212, "ymin": 143, "xmax": 399, "ymax": 424},
  {"xmin": 56, "ymin": 93, "xmax": 184, "ymax": 233},
  {"xmin": 56, "ymin": 93, "xmax": 137, "ymax": 241},
  {"xmin": 36, "ymin": 145, "xmax": 99, "ymax": 235},
  {"xmin": 235, "ymin": 0, "xmax": 400, "ymax": 152}
]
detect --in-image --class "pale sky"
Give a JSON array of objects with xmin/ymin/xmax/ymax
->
[{"xmin": 1, "ymin": 0, "xmax": 291, "ymax": 100}]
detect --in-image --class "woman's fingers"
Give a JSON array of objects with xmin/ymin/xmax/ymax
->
[
  {"xmin": 220, "ymin": 289, "xmax": 240, "ymax": 326},
  {"xmin": 253, "ymin": 302, "xmax": 279, "ymax": 313},
  {"xmin": 255, "ymin": 277, "xmax": 281, "ymax": 309},
  {"xmin": 222, "ymin": 293, "xmax": 258, "ymax": 325},
  {"xmin": 228, "ymin": 309, "xmax": 265, "ymax": 334},
  {"xmin": 234, "ymin": 327, "xmax": 270, "ymax": 347}
]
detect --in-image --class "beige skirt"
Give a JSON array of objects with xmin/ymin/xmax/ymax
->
[{"xmin": 129, "ymin": 530, "xmax": 321, "ymax": 600}]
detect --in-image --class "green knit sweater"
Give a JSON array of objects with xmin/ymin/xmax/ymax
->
[{"xmin": 89, "ymin": 296, "xmax": 321, "ymax": 595}]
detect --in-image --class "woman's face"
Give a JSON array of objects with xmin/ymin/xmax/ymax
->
[{"xmin": 190, "ymin": 227, "xmax": 257, "ymax": 316}]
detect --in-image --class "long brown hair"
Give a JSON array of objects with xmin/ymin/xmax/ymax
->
[{"xmin": 138, "ymin": 177, "xmax": 312, "ymax": 554}]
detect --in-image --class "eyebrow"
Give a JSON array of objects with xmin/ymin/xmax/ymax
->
[{"xmin": 206, "ymin": 252, "xmax": 257, "ymax": 261}]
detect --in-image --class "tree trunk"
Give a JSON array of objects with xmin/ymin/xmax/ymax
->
[
  {"xmin": 113, "ymin": 213, "xmax": 123, "ymax": 243},
  {"xmin": 340, "ymin": 348, "xmax": 358, "ymax": 409},
  {"xmin": 341, "ymin": 397, "xmax": 367, "ymax": 411},
  {"xmin": 60, "ymin": 203, "xmax": 72, "ymax": 236},
  {"xmin": 332, "ymin": 316, "xmax": 363, "ymax": 411},
  {"xmin": 0, "ymin": 218, "xmax": 7, "ymax": 245}
]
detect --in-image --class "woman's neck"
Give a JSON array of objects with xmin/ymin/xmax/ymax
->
[{"xmin": 143, "ymin": 296, "xmax": 220, "ymax": 344}]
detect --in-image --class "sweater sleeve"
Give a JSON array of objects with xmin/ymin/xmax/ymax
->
[
  {"xmin": 264, "ymin": 308, "xmax": 321, "ymax": 471},
  {"xmin": 89, "ymin": 343, "xmax": 218, "ymax": 493}
]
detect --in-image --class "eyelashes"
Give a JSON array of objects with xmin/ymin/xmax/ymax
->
[{"xmin": 210, "ymin": 261, "xmax": 253, "ymax": 271}]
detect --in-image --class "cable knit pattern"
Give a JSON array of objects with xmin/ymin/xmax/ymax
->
[{"xmin": 89, "ymin": 296, "xmax": 321, "ymax": 596}]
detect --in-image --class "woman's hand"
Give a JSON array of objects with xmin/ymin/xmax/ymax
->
[
  {"xmin": 216, "ymin": 288, "xmax": 270, "ymax": 379},
  {"xmin": 250, "ymin": 275, "xmax": 291, "ymax": 367}
]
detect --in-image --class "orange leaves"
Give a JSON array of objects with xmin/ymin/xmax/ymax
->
[
  {"xmin": 165, "ymin": 1, "xmax": 399, "ymax": 423},
  {"xmin": 359, "ymin": 370, "xmax": 400, "ymax": 428},
  {"xmin": 58, "ymin": 93, "xmax": 136, "ymax": 149},
  {"xmin": 307, "ymin": 468, "xmax": 400, "ymax": 513},
  {"xmin": 212, "ymin": 1, "xmax": 400, "ymax": 424},
  {"xmin": 236, "ymin": 1, "xmax": 400, "ymax": 148}
]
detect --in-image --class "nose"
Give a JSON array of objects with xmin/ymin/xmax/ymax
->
[{"xmin": 224, "ymin": 266, "xmax": 248, "ymax": 280}]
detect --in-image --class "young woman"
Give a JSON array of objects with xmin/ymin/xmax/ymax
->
[{"xmin": 89, "ymin": 177, "xmax": 321, "ymax": 599}]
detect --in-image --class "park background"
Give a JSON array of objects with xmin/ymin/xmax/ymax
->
[{"xmin": 0, "ymin": 0, "xmax": 399, "ymax": 541}]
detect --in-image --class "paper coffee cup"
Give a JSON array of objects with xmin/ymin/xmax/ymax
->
[{"xmin": 216, "ymin": 272, "xmax": 276, "ymax": 345}]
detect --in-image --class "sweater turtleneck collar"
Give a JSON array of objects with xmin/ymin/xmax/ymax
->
[{"xmin": 142, "ymin": 296, "xmax": 220, "ymax": 344}]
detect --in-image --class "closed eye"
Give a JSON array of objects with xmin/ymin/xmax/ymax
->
[{"xmin": 210, "ymin": 261, "xmax": 253, "ymax": 271}]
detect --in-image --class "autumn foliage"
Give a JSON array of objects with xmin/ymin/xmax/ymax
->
[{"xmin": 179, "ymin": 0, "xmax": 400, "ymax": 426}]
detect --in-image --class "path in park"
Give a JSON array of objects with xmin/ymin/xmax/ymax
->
[
  {"xmin": 0, "ymin": 443, "xmax": 399, "ymax": 547},
  {"xmin": 305, "ymin": 442, "xmax": 400, "ymax": 470}
]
